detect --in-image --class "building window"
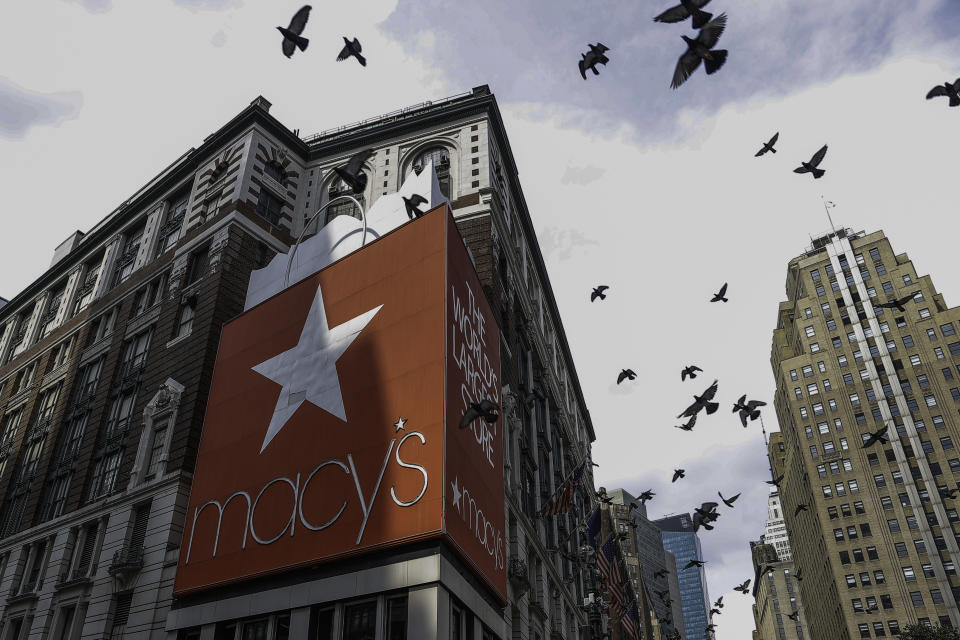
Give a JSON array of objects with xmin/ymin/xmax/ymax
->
[
  {"xmin": 174, "ymin": 301, "xmax": 195, "ymax": 339},
  {"xmin": 256, "ymin": 188, "xmax": 285, "ymax": 227},
  {"xmin": 888, "ymin": 519, "xmax": 901, "ymax": 533},
  {"xmin": 902, "ymin": 566, "xmax": 915, "ymax": 581},
  {"xmin": 112, "ymin": 224, "xmax": 145, "ymax": 288},
  {"xmin": 156, "ymin": 195, "xmax": 188, "ymax": 257},
  {"xmin": 810, "ymin": 342, "xmax": 820, "ymax": 352},
  {"xmin": 909, "ymin": 591, "xmax": 924, "ymax": 607},
  {"xmin": 146, "ymin": 422, "xmax": 168, "ymax": 478},
  {"xmin": 412, "ymin": 147, "xmax": 451, "ymax": 198}
]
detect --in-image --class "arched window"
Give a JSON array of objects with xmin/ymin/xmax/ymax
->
[
  {"xmin": 324, "ymin": 176, "xmax": 364, "ymax": 225},
  {"xmin": 264, "ymin": 162, "xmax": 286, "ymax": 184},
  {"xmin": 412, "ymin": 147, "xmax": 451, "ymax": 198}
]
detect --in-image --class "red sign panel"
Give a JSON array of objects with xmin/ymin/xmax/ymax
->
[{"xmin": 174, "ymin": 207, "xmax": 505, "ymax": 603}]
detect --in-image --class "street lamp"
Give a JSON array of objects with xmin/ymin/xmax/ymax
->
[{"xmin": 284, "ymin": 194, "xmax": 366, "ymax": 288}]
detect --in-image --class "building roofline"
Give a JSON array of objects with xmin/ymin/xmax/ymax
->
[{"xmin": 0, "ymin": 97, "xmax": 304, "ymax": 326}]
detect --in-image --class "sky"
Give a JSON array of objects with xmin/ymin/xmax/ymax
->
[{"xmin": 2, "ymin": 1, "xmax": 960, "ymax": 638}]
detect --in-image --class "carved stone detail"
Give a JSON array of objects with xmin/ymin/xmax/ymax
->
[{"xmin": 207, "ymin": 227, "xmax": 231, "ymax": 274}]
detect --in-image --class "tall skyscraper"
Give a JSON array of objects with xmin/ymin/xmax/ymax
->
[
  {"xmin": 765, "ymin": 486, "xmax": 793, "ymax": 562},
  {"xmin": 771, "ymin": 228, "xmax": 960, "ymax": 639},
  {"xmin": 607, "ymin": 488, "xmax": 686, "ymax": 639},
  {"xmin": 750, "ymin": 540, "xmax": 810, "ymax": 640},
  {"xmin": 656, "ymin": 513, "xmax": 711, "ymax": 640}
]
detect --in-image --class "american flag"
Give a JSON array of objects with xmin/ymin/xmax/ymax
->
[
  {"xmin": 539, "ymin": 460, "xmax": 586, "ymax": 517},
  {"xmin": 585, "ymin": 506, "xmax": 601, "ymax": 550},
  {"xmin": 598, "ymin": 537, "xmax": 626, "ymax": 610},
  {"xmin": 621, "ymin": 602, "xmax": 640, "ymax": 639}
]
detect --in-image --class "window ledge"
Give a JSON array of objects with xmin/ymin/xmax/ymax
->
[
  {"xmin": 125, "ymin": 305, "xmax": 162, "ymax": 339},
  {"xmin": 166, "ymin": 329, "xmax": 193, "ymax": 350}
]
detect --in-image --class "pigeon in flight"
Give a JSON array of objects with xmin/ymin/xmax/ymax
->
[
  {"xmin": 794, "ymin": 503, "xmax": 809, "ymax": 515},
  {"xmin": 705, "ymin": 623, "xmax": 716, "ymax": 635},
  {"xmin": 719, "ymin": 491, "xmax": 740, "ymax": 508},
  {"xmin": 682, "ymin": 365, "xmax": 703, "ymax": 381},
  {"xmin": 755, "ymin": 132, "xmax": 779, "ymax": 157},
  {"xmin": 675, "ymin": 415, "xmax": 697, "ymax": 431},
  {"xmin": 733, "ymin": 579, "xmax": 751, "ymax": 593},
  {"xmin": 733, "ymin": 394, "xmax": 766, "ymax": 427},
  {"xmin": 596, "ymin": 490, "xmax": 614, "ymax": 505},
  {"xmin": 710, "ymin": 608, "xmax": 721, "ymax": 616},
  {"xmin": 579, "ymin": 43, "xmax": 610, "ymax": 79},
  {"xmin": 591, "ymin": 285, "xmax": 609, "ymax": 302},
  {"xmin": 458, "ymin": 400, "xmax": 499, "ymax": 428},
  {"xmin": 653, "ymin": 0, "xmax": 713, "ymax": 29},
  {"xmin": 758, "ymin": 564, "xmax": 773, "ymax": 576},
  {"xmin": 639, "ymin": 489, "xmax": 656, "ymax": 504},
  {"xmin": 862, "ymin": 425, "xmax": 889, "ymax": 448},
  {"xmin": 672, "ymin": 469, "xmax": 686, "ymax": 482},
  {"xmin": 654, "ymin": 589, "xmax": 669, "ymax": 600},
  {"xmin": 794, "ymin": 145, "xmax": 828, "ymax": 179},
  {"xmin": 333, "ymin": 148, "xmax": 374, "ymax": 195},
  {"xmin": 278, "ymin": 5, "xmax": 311, "ymax": 58},
  {"xmin": 693, "ymin": 502, "xmax": 719, "ymax": 530},
  {"xmin": 617, "ymin": 369, "xmax": 637, "ymax": 384},
  {"xmin": 795, "ymin": 568, "xmax": 803, "ymax": 582},
  {"xmin": 402, "ymin": 194, "xmax": 428, "ymax": 220},
  {"xmin": 875, "ymin": 291, "xmax": 921, "ymax": 312},
  {"xmin": 767, "ymin": 474, "xmax": 784, "ymax": 487},
  {"xmin": 941, "ymin": 487, "xmax": 958, "ymax": 500},
  {"xmin": 787, "ymin": 611, "xmax": 800, "ymax": 621},
  {"xmin": 671, "ymin": 13, "xmax": 728, "ymax": 90},
  {"xmin": 678, "ymin": 379, "xmax": 720, "ymax": 418},
  {"xmin": 337, "ymin": 37, "xmax": 366, "ymax": 66},
  {"xmin": 711, "ymin": 282, "xmax": 728, "ymax": 303},
  {"xmin": 683, "ymin": 559, "xmax": 706, "ymax": 570},
  {"xmin": 715, "ymin": 596, "xmax": 724, "ymax": 608},
  {"xmin": 926, "ymin": 78, "xmax": 960, "ymax": 106},
  {"xmin": 654, "ymin": 569, "xmax": 670, "ymax": 579}
]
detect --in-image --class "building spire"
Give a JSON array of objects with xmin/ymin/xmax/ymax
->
[{"xmin": 821, "ymin": 196, "xmax": 837, "ymax": 233}]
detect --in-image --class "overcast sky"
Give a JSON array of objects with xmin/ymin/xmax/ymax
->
[{"xmin": 3, "ymin": 1, "xmax": 960, "ymax": 637}]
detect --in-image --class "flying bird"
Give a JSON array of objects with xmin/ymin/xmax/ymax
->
[
  {"xmin": 639, "ymin": 489, "xmax": 656, "ymax": 504},
  {"xmin": 863, "ymin": 425, "xmax": 889, "ymax": 448},
  {"xmin": 591, "ymin": 285, "xmax": 609, "ymax": 302},
  {"xmin": 654, "ymin": 569, "xmax": 670, "ymax": 579},
  {"xmin": 794, "ymin": 145, "xmax": 828, "ymax": 179},
  {"xmin": 875, "ymin": 291, "xmax": 921, "ymax": 312},
  {"xmin": 755, "ymin": 132, "xmax": 779, "ymax": 157},
  {"xmin": 766, "ymin": 474, "xmax": 784, "ymax": 487},
  {"xmin": 672, "ymin": 469, "xmax": 686, "ymax": 482},
  {"xmin": 719, "ymin": 491, "xmax": 741, "ymax": 508},
  {"xmin": 733, "ymin": 394, "xmax": 766, "ymax": 427},
  {"xmin": 671, "ymin": 13, "xmax": 728, "ymax": 90},
  {"xmin": 794, "ymin": 504, "xmax": 809, "ymax": 516},
  {"xmin": 711, "ymin": 282, "xmax": 728, "ymax": 303},
  {"xmin": 458, "ymin": 400, "xmax": 499, "ymax": 428},
  {"xmin": 617, "ymin": 369, "xmax": 637, "ymax": 384},
  {"xmin": 337, "ymin": 37, "xmax": 366, "ymax": 66},
  {"xmin": 579, "ymin": 43, "xmax": 610, "ymax": 79},
  {"xmin": 654, "ymin": 589, "xmax": 669, "ymax": 600},
  {"xmin": 795, "ymin": 568, "xmax": 803, "ymax": 582},
  {"xmin": 596, "ymin": 491, "xmax": 614, "ymax": 505},
  {"xmin": 678, "ymin": 379, "xmax": 720, "ymax": 418},
  {"xmin": 675, "ymin": 415, "xmax": 697, "ymax": 431},
  {"xmin": 758, "ymin": 565, "xmax": 773, "ymax": 576},
  {"xmin": 333, "ymin": 148, "xmax": 374, "ymax": 194},
  {"xmin": 942, "ymin": 488, "xmax": 959, "ymax": 500},
  {"xmin": 653, "ymin": 0, "xmax": 713, "ymax": 29},
  {"xmin": 683, "ymin": 559, "xmax": 706, "ymax": 570},
  {"xmin": 926, "ymin": 78, "xmax": 960, "ymax": 106},
  {"xmin": 681, "ymin": 365, "xmax": 703, "ymax": 381},
  {"xmin": 787, "ymin": 612, "xmax": 800, "ymax": 622},
  {"xmin": 694, "ymin": 502, "xmax": 719, "ymax": 520},
  {"xmin": 277, "ymin": 5, "xmax": 311, "ymax": 58},
  {"xmin": 402, "ymin": 194, "xmax": 428, "ymax": 220},
  {"xmin": 705, "ymin": 623, "xmax": 716, "ymax": 634},
  {"xmin": 710, "ymin": 608, "xmax": 721, "ymax": 616},
  {"xmin": 715, "ymin": 596, "xmax": 724, "ymax": 608},
  {"xmin": 734, "ymin": 579, "xmax": 751, "ymax": 593}
]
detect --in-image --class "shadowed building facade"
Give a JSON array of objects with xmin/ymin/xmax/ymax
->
[
  {"xmin": 750, "ymin": 541, "xmax": 810, "ymax": 640},
  {"xmin": 0, "ymin": 87, "xmax": 600, "ymax": 639},
  {"xmin": 770, "ymin": 228, "xmax": 960, "ymax": 640},
  {"xmin": 655, "ymin": 513, "xmax": 711, "ymax": 640}
]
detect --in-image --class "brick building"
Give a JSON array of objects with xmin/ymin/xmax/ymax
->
[{"xmin": 0, "ymin": 87, "xmax": 599, "ymax": 639}]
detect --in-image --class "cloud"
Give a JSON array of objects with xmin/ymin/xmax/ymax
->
[
  {"xmin": 62, "ymin": 0, "xmax": 112, "ymax": 12},
  {"xmin": 211, "ymin": 29, "xmax": 227, "ymax": 47},
  {"xmin": 0, "ymin": 78, "xmax": 83, "ymax": 139},
  {"xmin": 536, "ymin": 226, "xmax": 599, "ymax": 262},
  {"xmin": 561, "ymin": 163, "xmax": 605, "ymax": 186},
  {"xmin": 381, "ymin": 0, "xmax": 958, "ymax": 143}
]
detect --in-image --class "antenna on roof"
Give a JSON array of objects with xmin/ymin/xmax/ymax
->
[{"xmin": 821, "ymin": 195, "xmax": 837, "ymax": 233}]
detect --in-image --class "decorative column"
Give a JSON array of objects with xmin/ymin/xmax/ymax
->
[{"xmin": 92, "ymin": 235, "xmax": 123, "ymax": 301}]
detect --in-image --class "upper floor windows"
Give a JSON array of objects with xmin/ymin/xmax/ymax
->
[
  {"xmin": 112, "ymin": 224, "xmax": 145, "ymax": 288},
  {"xmin": 156, "ymin": 195, "xmax": 188, "ymax": 257},
  {"xmin": 256, "ymin": 188, "xmax": 285, "ymax": 228},
  {"xmin": 413, "ymin": 147, "xmax": 451, "ymax": 199}
]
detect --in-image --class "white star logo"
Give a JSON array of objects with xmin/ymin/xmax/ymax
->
[
  {"xmin": 451, "ymin": 476, "xmax": 462, "ymax": 512},
  {"xmin": 252, "ymin": 285, "xmax": 382, "ymax": 453},
  {"xmin": 394, "ymin": 417, "xmax": 407, "ymax": 432}
]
